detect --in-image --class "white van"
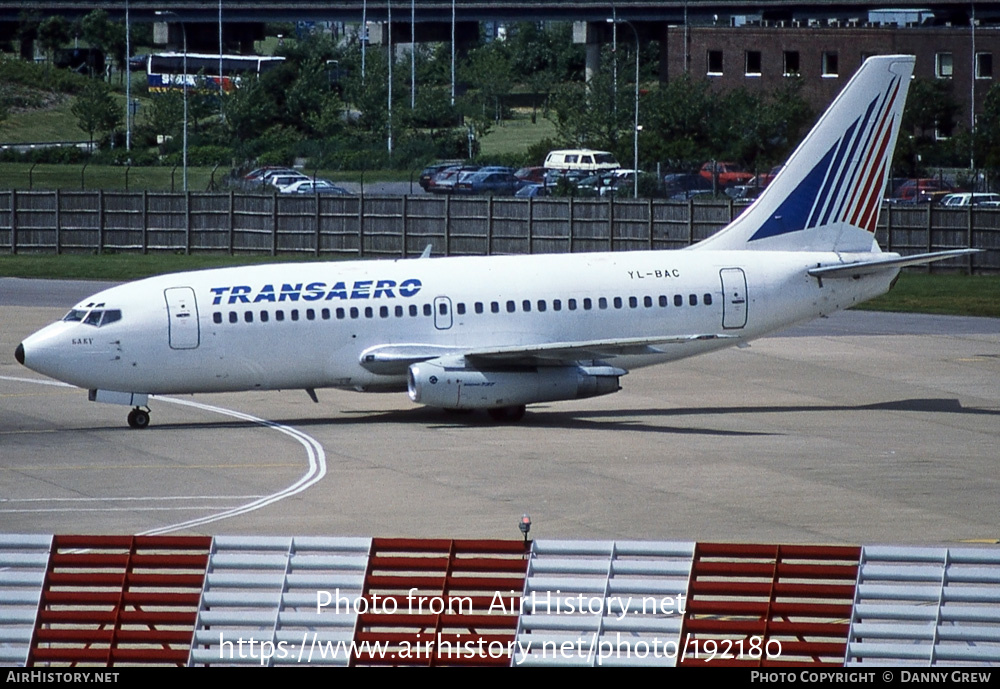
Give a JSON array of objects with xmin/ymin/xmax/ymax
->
[{"xmin": 543, "ymin": 149, "xmax": 620, "ymax": 173}]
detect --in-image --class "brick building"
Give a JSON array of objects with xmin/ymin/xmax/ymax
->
[{"xmin": 663, "ymin": 22, "xmax": 999, "ymax": 131}]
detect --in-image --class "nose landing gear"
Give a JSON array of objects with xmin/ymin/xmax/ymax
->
[{"xmin": 127, "ymin": 407, "xmax": 151, "ymax": 429}]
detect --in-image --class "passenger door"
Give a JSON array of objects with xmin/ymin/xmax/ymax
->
[{"xmin": 164, "ymin": 287, "xmax": 200, "ymax": 349}]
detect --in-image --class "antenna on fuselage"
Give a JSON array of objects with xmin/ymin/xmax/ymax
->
[{"xmin": 419, "ymin": 244, "xmax": 433, "ymax": 259}]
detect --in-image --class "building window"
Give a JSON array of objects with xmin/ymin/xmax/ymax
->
[
  {"xmin": 936, "ymin": 52, "xmax": 953, "ymax": 79},
  {"xmin": 976, "ymin": 53, "xmax": 993, "ymax": 79},
  {"xmin": 783, "ymin": 51, "xmax": 799, "ymax": 76},
  {"xmin": 822, "ymin": 52, "xmax": 839, "ymax": 77},
  {"xmin": 745, "ymin": 50, "xmax": 762, "ymax": 76},
  {"xmin": 707, "ymin": 50, "xmax": 723, "ymax": 76}
]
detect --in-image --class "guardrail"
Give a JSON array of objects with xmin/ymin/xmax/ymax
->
[{"xmin": 0, "ymin": 191, "xmax": 995, "ymax": 271}]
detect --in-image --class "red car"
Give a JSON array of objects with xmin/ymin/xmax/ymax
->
[
  {"xmin": 699, "ymin": 161, "xmax": 753, "ymax": 188},
  {"xmin": 891, "ymin": 178, "xmax": 957, "ymax": 204}
]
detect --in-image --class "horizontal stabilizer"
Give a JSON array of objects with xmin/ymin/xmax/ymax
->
[{"xmin": 807, "ymin": 249, "xmax": 982, "ymax": 279}]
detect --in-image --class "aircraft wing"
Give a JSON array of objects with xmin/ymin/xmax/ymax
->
[
  {"xmin": 808, "ymin": 249, "xmax": 981, "ymax": 279},
  {"xmin": 360, "ymin": 334, "xmax": 735, "ymax": 374}
]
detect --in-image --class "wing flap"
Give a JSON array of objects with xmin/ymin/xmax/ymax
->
[
  {"xmin": 360, "ymin": 334, "xmax": 736, "ymax": 373},
  {"xmin": 464, "ymin": 334, "xmax": 736, "ymax": 365}
]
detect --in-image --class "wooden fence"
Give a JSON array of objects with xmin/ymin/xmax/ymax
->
[{"xmin": 1, "ymin": 191, "xmax": 996, "ymax": 271}]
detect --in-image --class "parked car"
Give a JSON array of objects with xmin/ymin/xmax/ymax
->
[
  {"xmin": 726, "ymin": 184, "xmax": 765, "ymax": 202},
  {"xmin": 418, "ymin": 162, "xmax": 461, "ymax": 191},
  {"xmin": 453, "ymin": 170, "xmax": 521, "ymax": 196},
  {"xmin": 937, "ymin": 192, "xmax": 1000, "ymax": 207},
  {"xmin": 890, "ymin": 178, "xmax": 956, "ymax": 204},
  {"xmin": 280, "ymin": 179, "xmax": 351, "ymax": 195},
  {"xmin": 663, "ymin": 173, "xmax": 714, "ymax": 199},
  {"xmin": 514, "ymin": 166, "xmax": 547, "ymax": 185},
  {"xmin": 515, "ymin": 183, "xmax": 553, "ymax": 198},
  {"xmin": 699, "ymin": 161, "xmax": 753, "ymax": 188},
  {"xmin": 543, "ymin": 149, "xmax": 620, "ymax": 174},
  {"xmin": 267, "ymin": 173, "xmax": 310, "ymax": 191},
  {"xmin": 748, "ymin": 165, "xmax": 783, "ymax": 189},
  {"xmin": 428, "ymin": 165, "xmax": 481, "ymax": 194}
]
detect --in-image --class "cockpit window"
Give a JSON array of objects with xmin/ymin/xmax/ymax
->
[{"xmin": 65, "ymin": 308, "xmax": 123, "ymax": 327}]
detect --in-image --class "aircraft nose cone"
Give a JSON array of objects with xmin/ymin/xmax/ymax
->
[{"xmin": 15, "ymin": 343, "xmax": 25, "ymax": 366}]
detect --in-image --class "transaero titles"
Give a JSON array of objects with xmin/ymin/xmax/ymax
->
[{"xmin": 210, "ymin": 278, "xmax": 423, "ymax": 305}]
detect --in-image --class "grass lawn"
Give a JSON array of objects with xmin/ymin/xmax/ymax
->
[
  {"xmin": 2, "ymin": 97, "xmax": 88, "ymax": 143},
  {"xmin": 478, "ymin": 110, "xmax": 555, "ymax": 160},
  {"xmin": 855, "ymin": 272, "xmax": 1000, "ymax": 318}
]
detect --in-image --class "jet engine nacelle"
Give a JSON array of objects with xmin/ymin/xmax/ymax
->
[{"xmin": 407, "ymin": 360, "xmax": 624, "ymax": 410}]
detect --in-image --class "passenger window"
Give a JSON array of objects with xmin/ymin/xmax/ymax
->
[
  {"xmin": 507, "ymin": 301, "xmax": 516, "ymax": 313},
  {"xmin": 583, "ymin": 298, "xmax": 592, "ymax": 310},
  {"xmin": 598, "ymin": 298, "xmax": 608, "ymax": 310},
  {"xmin": 365, "ymin": 307, "xmax": 373, "ymax": 318},
  {"xmin": 213, "ymin": 312, "xmax": 222, "ymax": 324},
  {"xmin": 229, "ymin": 312, "xmax": 238, "ymax": 324},
  {"xmin": 630, "ymin": 297, "xmax": 639, "ymax": 308},
  {"xmin": 613, "ymin": 297, "xmax": 622, "ymax": 309},
  {"xmin": 568, "ymin": 299, "xmax": 577, "ymax": 311},
  {"xmin": 491, "ymin": 302, "xmax": 500, "ymax": 313},
  {"xmin": 276, "ymin": 310, "xmax": 285, "ymax": 321},
  {"xmin": 260, "ymin": 311, "xmax": 269, "ymax": 322},
  {"xmin": 553, "ymin": 299, "xmax": 562, "ymax": 311},
  {"xmin": 291, "ymin": 310, "xmax": 299, "ymax": 321},
  {"xmin": 457, "ymin": 303, "xmax": 466, "ymax": 315},
  {"xmin": 475, "ymin": 302, "xmax": 484, "ymax": 314},
  {"xmin": 644, "ymin": 296, "xmax": 652, "ymax": 308},
  {"xmin": 322, "ymin": 308, "xmax": 331, "ymax": 320},
  {"xmin": 395, "ymin": 305, "xmax": 404, "ymax": 317},
  {"xmin": 689, "ymin": 294, "xmax": 698, "ymax": 306},
  {"xmin": 659, "ymin": 295, "xmax": 668, "ymax": 307},
  {"xmin": 409, "ymin": 305, "xmax": 418, "ymax": 317},
  {"xmin": 380, "ymin": 306, "xmax": 389, "ymax": 318},
  {"xmin": 306, "ymin": 308, "xmax": 315, "ymax": 320},
  {"xmin": 674, "ymin": 295, "xmax": 683, "ymax": 307},
  {"xmin": 522, "ymin": 300, "xmax": 531, "ymax": 312},
  {"xmin": 537, "ymin": 300, "xmax": 547, "ymax": 312},
  {"xmin": 423, "ymin": 304, "xmax": 432, "ymax": 316},
  {"xmin": 704, "ymin": 294, "xmax": 713, "ymax": 306},
  {"xmin": 337, "ymin": 308, "xmax": 346, "ymax": 319},
  {"xmin": 244, "ymin": 311, "xmax": 253, "ymax": 323},
  {"xmin": 350, "ymin": 307, "xmax": 359, "ymax": 319}
]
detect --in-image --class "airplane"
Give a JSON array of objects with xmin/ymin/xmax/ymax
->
[{"xmin": 15, "ymin": 55, "xmax": 979, "ymax": 429}]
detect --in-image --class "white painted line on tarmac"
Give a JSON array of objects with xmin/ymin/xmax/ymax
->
[{"xmin": 0, "ymin": 375, "xmax": 328, "ymax": 535}]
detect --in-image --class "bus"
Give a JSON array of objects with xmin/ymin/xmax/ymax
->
[{"xmin": 146, "ymin": 53, "xmax": 285, "ymax": 93}]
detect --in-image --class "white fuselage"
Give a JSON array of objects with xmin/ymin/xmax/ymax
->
[{"xmin": 19, "ymin": 248, "xmax": 897, "ymax": 398}]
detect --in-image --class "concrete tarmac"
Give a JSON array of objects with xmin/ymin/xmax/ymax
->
[{"xmin": 1, "ymin": 278, "xmax": 998, "ymax": 545}]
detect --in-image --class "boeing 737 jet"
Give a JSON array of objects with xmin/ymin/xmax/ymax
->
[{"xmin": 15, "ymin": 55, "xmax": 977, "ymax": 428}]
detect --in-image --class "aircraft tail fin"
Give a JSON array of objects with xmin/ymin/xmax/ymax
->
[{"xmin": 693, "ymin": 55, "xmax": 914, "ymax": 254}]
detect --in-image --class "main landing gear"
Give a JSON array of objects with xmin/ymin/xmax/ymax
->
[
  {"xmin": 487, "ymin": 405, "xmax": 526, "ymax": 422},
  {"xmin": 127, "ymin": 407, "xmax": 151, "ymax": 429}
]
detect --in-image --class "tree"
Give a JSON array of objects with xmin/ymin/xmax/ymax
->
[
  {"xmin": 974, "ymin": 83, "xmax": 1000, "ymax": 182},
  {"xmin": 37, "ymin": 16, "xmax": 69, "ymax": 65},
  {"xmin": 71, "ymin": 79, "xmax": 121, "ymax": 148},
  {"xmin": 895, "ymin": 78, "xmax": 962, "ymax": 174},
  {"xmin": 461, "ymin": 41, "xmax": 515, "ymax": 126}
]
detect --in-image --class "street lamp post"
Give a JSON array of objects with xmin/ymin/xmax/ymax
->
[
  {"xmin": 125, "ymin": 0, "xmax": 131, "ymax": 152},
  {"xmin": 157, "ymin": 11, "xmax": 187, "ymax": 192},
  {"xmin": 608, "ymin": 17, "xmax": 640, "ymax": 197}
]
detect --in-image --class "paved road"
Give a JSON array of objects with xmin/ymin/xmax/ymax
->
[{"xmin": 2, "ymin": 279, "xmax": 998, "ymax": 545}]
